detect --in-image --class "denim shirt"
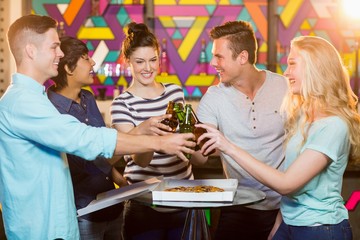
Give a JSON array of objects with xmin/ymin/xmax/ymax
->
[{"xmin": 48, "ymin": 89, "xmax": 123, "ymax": 222}]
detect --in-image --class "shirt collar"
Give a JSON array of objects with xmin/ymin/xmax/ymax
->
[
  {"xmin": 47, "ymin": 90, "xmax": 74, "ymax": 113},
  {"xmin": 47, "ymin": 89, "xmax": 86, "ymax": 113},
  {"xmin": 12, "ymin": 73, "xmax": 46, "ymax": 95}
]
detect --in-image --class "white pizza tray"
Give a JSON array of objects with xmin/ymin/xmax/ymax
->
[
  {"xmin": 152, "ymin": 179, "xmax": 238, "ymax": 202},
  {"xmin": 77, "ymin": 176, "xmax": 162, "ymax": 217}
]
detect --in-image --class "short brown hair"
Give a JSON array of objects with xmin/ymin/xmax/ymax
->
[
  {"xmin": 7, "ymin": 14, "xmax": 58, "ymax": 64},
  {"xmin": 210, "ymin": 21, "xmax": 257, "ymax": 64}
]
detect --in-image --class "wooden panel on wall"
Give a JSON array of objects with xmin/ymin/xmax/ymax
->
[{"xmin": 0, "ymin": 0, "xmax": 10, "ymax": 97}]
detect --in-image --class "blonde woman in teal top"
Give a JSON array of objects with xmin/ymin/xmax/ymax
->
[{"xmin": 197, "ymin": 36, "xmax": 360, "ymax": 240}]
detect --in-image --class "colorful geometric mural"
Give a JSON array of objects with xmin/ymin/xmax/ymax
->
[{"xmin": 32, "ymin": 0, "xmax": 355, "ymax": 98}]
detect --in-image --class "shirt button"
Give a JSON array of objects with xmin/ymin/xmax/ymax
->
[
  {"xmin": 252, "ymin": 102, "xmax": 255, "ymax": 105},
  {"xmin": 253, "ymin": 118, "xmax": 256, "ymax": 121},
  {"xmin": 252, "ymin": 109, "xmax": 255, "ymax": 112},
  {"xmin": 253, "ymin": 126, "xmax": 256, "ymax": 129},
  {"xmin": 85, "ymin": 118, "xmax": 89, "ymax": 122},
  {"xmin": 106, "ymin": 177, "xmax": 109, "ymax": 180}
]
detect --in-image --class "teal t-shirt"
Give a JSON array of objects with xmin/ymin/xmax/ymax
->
[{"xmin": 281, "ymin": 116, "xmax": 349, "ymax": 226}]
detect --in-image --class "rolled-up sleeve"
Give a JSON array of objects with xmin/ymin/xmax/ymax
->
[{"xmin": 7, "ymin": 90, "xmax": 118, "ymax": 161}]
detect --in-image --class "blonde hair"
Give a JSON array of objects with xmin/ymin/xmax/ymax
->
[{"xmin": 281, "ymin": 36, "xmax": 360, "ymax": 164}]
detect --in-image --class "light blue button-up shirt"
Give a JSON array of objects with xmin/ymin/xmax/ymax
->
[{"xmin": 0, "ymin": 73, "xmax": 117, "ymax": 239}]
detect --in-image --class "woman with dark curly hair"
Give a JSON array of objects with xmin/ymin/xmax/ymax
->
[{"xmin": 48, "ymin": 36, "xmax": 127, "ymax": 240}]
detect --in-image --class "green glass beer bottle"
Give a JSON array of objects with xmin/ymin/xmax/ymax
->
[
  {"xmin": 173, "ymin": 102, "xmax": 185, "ymax": 126},
  {"xmin": 179, "ymin": 104, "xmax": 194, "ymax": 159}
]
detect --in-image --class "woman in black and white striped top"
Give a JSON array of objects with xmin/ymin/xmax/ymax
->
[
  {"xmin": 110, "ymin": 22, "xmax": 193, "ymax": 240},
  {"xmin": 111, "ymin": 83, "xmax": 193, "ymax": 184}
]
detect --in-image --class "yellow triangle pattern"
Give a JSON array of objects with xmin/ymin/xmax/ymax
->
[
  {"xmin": 77, "ymin": 26, "xmax": 114, "ymax": 40},
  {"xmin": 97, "ymin": 74, "xmax": 107, "ymax": 84},
  {"xmin": 178, "ymin": 0, "xmax": 219, "ymax": 4},
  {"xmin": 300, "ymin": 20, "xmax": 312, "ymax": 30},
  {"xmin": 178, "ymin": 16, "xmax": 209, "ymax": 61},
  {"xmin": 259, "ymin": 41, "xmax": 268, "ymax": 52},
  {"xmin": 185, "ymin": 75, "xmax": 216, "ymax": 86},
  {"xmin": 116, "ymin": 76, "xmax": 129, "ymax": 87},
  {"xmin": 155, "ymin": 0, "xmax": 177, "ymax": 4},
  {"xmin": 156, "ymin": 75, "xmax": 182, "ymax": 86},
  {"xmin": 159, "ymin": 16, "xmax": 176, "ymax": 28},
  {"xmin": 220, "ymin": 0, "xmax": 231, "ymax": 4},
  {"xmin": 280, "ymin": 0, "xmax": 304, "ymax": 28}
]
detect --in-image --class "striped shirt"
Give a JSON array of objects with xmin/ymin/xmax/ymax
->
[{"xmin": 111, "ymin": 83, "xmax": 193, "ymax": 184}]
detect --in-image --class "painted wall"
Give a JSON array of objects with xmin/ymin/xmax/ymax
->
[
  {"xmin": 0, "ymin": 0, "xmax": 357, "ymax": 238},
  {"xmin": 31, "ymin": 0, "xmax": 358, "ymax": 98}
]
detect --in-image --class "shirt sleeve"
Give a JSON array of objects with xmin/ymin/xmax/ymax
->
[
  {"xmin": 9, "ymin": 93, "xmax": 117, "ymax": 160},
  {"xmin": 304, "ymin": 118, "xmax": 349, "ymax": 162}
]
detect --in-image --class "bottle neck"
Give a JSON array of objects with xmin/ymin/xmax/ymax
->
[
  {"xmin": 174, "ymin": 105, "xmax": 185, "ymax": 124},
  {"xmin": 184, "ymin": 105, "xmax": 192, "ymax": 125},
  {"xmin": 189, "ymin": 105, "xmax": 200, "ymax": 123},
  {"xmin": 166, "ymin": 101, "xmax": 174, "ymax": 114}
]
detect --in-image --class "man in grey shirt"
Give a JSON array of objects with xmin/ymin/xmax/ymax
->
[{"xmin": 193, "ymin": 20, "xmax": 288, "ymax": 239}]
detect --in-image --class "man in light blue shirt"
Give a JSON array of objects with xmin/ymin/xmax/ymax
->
[{"xmin": 0, "ymin": 14, "xmax": 195, "ymax": 239}]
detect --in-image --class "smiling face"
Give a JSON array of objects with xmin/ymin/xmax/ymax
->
[
  {"xmin": 128, "ymin": 46, "xmax": 159, "ymax": 86},
  {"xmin": 68, "ymin": 54, "xmax": 96, "ymax": 88},
  {"xmin": 31, "ymin": 28, "xmax": 64, "ymax": 81},
  {"xmin": 284, "ymin": 46, "xmax": 303, "ymax": 95},
  {"xmin": 210, "ymin": 37, "xmax": 241, "ymax": 84}
]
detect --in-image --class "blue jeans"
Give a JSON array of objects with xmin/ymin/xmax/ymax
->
[
  {"xmin": 78, "ymin": 213, "xmax": 123, "ymax": 240},
  {"xmin": 273, "ymin": 219, "xmax": 353, "ymax": 240}
]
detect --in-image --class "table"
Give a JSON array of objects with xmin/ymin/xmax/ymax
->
[{"xmin": 134, "ymin": 186, "xmax": 266, "ymax": 240}]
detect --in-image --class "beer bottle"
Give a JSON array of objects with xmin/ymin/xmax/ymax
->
[
  {"xmin": 199, "ymin": 38, "xmax": 208, "ymax": 75},
  {"xmin": 179, "ymin": 104, "xmax": 194, "ymax": 159},
  {"xmin": 160, "ymin": 101, "xmax": 178, "ymax": 132},
  {"xmin": 173, "ymin": 102, "xmax": 185, "ymax": 125},
  {"xmin": 189, "ymin": 105, "xmax": 216, "ymax": 156},
  {"xmin": 160, "ymin": 38, "xmax": 169, "ymax": 76}
]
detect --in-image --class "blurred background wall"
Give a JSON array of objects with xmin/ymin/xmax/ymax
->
[
  {"xmin": 17, "ymin": 0, "xmax": 360, "ymax": 100},
  {"xmin": 1, "ymin": 0, "xmax": 360, "ymax": 238}
]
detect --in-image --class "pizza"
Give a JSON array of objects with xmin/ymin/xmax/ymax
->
[{"xmin": 164, "ymin": 185, "xmax": 224, "ymax": 193}]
